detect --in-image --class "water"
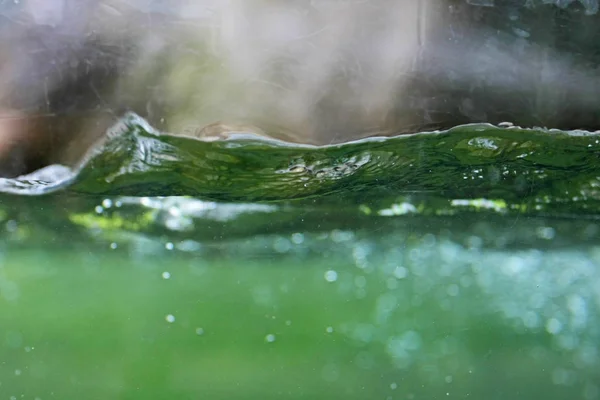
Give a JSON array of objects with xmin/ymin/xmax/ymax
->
[{"xmin": 0, "ymin": 115, "xmax": 598, "ymax": 399}]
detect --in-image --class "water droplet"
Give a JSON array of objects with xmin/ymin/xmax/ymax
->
[
  {"xmin": 390, "ymin": 382, "xmax": 398, "ymax": 390},
  {"xmin": 165, "ymin": 242, "xmax": 174, "ymax": 250},
  {"xmin": 110, "ymin": 242, "xmax": 118, "ymax": 250},
  {"xmin": 102, "ymin": 199, "xmax": 113, "ymax": 208},
  {"xmin": 162, "ymin": 271, "xmax": 171, "ymax": 280},
  {"xmin": 95, "ymin": 206, "xmax": 104, "ymax": 214},
  {"xmin": 326, "ymin": 326, "xmax": 334, "ymax": 333},
  {"xmin": 165, "ymin": 314, "xmax": 175, "ymax": 323}
]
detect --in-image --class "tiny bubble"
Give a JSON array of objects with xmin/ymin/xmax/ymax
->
[
  {"xmin": 546, "ymin": 318, "xmax": 562, "ymax": 335},
  {"xmin": 102, "ymin": 199, "xmax": 113, "ymax": 208},
  {"xmin": 110, "ymin": 242, "xmax": 118, "ymax": 250},
  {"xmin": 390, "ymin": 382, "xmax": 398, "ymax": 390},
  {"xmin": 15, "ymin": 369, "xmax": 21, "ymax": 376},
  {"xmin": 324, "ymin": 270, "xmax": 338, "ymax": 282},
  {"xmin": 6, "ymin": 220, "xmax": 17, "ymax": 232},
  {"xmin": 265, "ymin": 334, "xmax": 276, "ymax": 343},
  {"xmin": 326, "ymin": 326, "xmax": 334, "ymax": 333},
  {"xmin": 195, "ymin": 327, "xmax": 204, "ymax": 335},
  {"xmin": 291, "ymin": 232, "xmax": 304, "ymax": 244},
  {"xmin": 162, "ymin": 271, "xmax": 171, "ymax": 280},
  {"xmin": 165, "ymin": 314, "xmax": 175, "ymax": 323},
  {"xmin": 95, "ymin": 206, "xmax": 104, "ymax": 214},
  {"xmin": 393, "ymin": 266, "xmax": 408, "ymax": 279},
  {"xmin": 165, "ymin": 242, "xmax": 174, "ymax": 250}
]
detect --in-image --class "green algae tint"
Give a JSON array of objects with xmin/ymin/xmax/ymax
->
[
  {"xmin": 0, "ymin": 114, "xmax": 599, "ymax": 400},
  {"xmin": 1, "ymin": 113, "xmax": 600, "ymax": 217}
]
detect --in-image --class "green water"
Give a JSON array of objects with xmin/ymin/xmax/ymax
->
[{"xmin": 0, "ymin": 115, "xmax": 599, "ymax": 399}]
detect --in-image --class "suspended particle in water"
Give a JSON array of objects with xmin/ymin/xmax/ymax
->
[
  {"xmin": 326, "ymin": 326, "xmax": 334, "ymax": 333},
  {"xmin": 195, "ymin": 327, "xmax": 204, "ymax": 335},
  {"xmin": 445, "ymin": 375, "xmax": 453, "ymax": 383},
  {"xmin": 165, "ymin": 314, "xmax": 175, "ymax": 323},
  {"xmin": 6, "ymin": 219, "xmax": 17, "ymax": 232},
  {"xmin": 446, "ymin": 284, "xmax": 459, "ymax": 297},
  {"xmin": 165, "ymin": 242, "xmax": 174, "ymax": 250},
  {"xmin": 354, "ymin": 275, "xmax": 367, "ymax": 288},
  {"xmin": 291, "ymin": 232, "xmax": 304, "ymax": 244},
  {"xmin": 102, "ymin": 199, "xmax": 113, "ymax": 208},
  {"xmin": 390, "ymin": 382, "xmax": 398, "ymax": 390},
  {"xmin": 110, "ymin": 242, "xmax": 118, "ymax": 250},
  {"xmin": 265, "ymin": 334, "xmax": 276, "ymax": 343},
  {"xmin": 546, "ymin": 318, "xmax": 562, "ymax": 335},
  {"xmin": 95, "ymin": 206, "xmax": 104, "ymax": 214},
  {"xmin": 162, "ymin": 271, "xmax": 171, "ymax": 280},
  {"xmin": 273, "ymin": 237, "xmax": 291, "ymax": 253},
  {"xmin": 536, "ymin": 226, "xmax": 555, "ymax": 240},
  {"xmin": 14, "ymin": 369, "xmax": 21, "ymax": 376},
  {"xmin": 324, "ymin": 270, "xmax": 338, "ymax": 282}
]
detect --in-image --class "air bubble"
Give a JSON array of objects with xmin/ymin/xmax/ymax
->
[
  {"xmin": 324, "ymin": 270, "xmax": 338, "ymax": 282},
  {"xmin": 265, "ymin": 334, "xmax": 276, "ymax": 343},
  {"xmin": 394, "ymin": 266, "xmax": 408, "ymax": 279},
  {"xmin": 545, "ymin": 318, "xmax": 562, "ymax": 335},
  {"xmin": 291, "ymin": 233, "xmax": 304, "ymax": 244}
]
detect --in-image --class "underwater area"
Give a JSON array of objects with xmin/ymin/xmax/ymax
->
[{"xmin": 0, "ymin": 115, "xmax": 599, "ymax": 399}]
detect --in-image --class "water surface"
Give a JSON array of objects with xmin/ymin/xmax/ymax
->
[{"xmin": 0, "ymin": 114, "xmax": 599, "ymax": 399}]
